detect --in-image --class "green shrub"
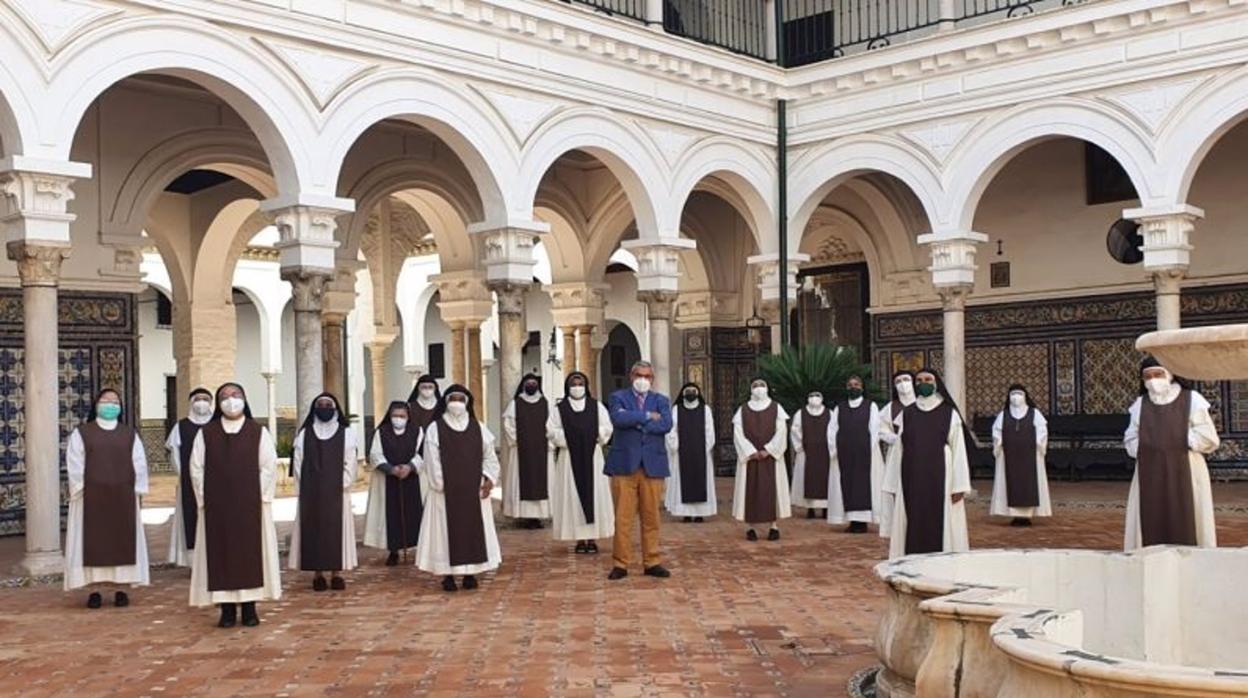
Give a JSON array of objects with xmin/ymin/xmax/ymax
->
[
  {"xmin": 753, "ymin": 344, "xmax": 881, "ymax": 415},
  {"xmin": 275, "ymin": 434, "xmax": 294, "ymax": 460}
]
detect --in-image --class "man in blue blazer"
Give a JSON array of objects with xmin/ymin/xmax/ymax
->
[{"xmin": 605, "ymin": 360, "xmax": 673, "ymax": 580}]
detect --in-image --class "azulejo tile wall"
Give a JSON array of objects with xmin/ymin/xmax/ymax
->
[
  {"xmin": 0, "ymin": 290, "xmax": 138, "ymax": 536},
  {"xmin": 872, "ymin": 284, "xmax": 1248, "ymax": 474}
]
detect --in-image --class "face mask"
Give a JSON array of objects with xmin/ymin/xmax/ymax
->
[
  {"xmin": 523, "ymin": 384, "xmax": 539, "ymax": 396},
  {"xmin": 1009, "ymin": 393, "xmax": 1026, "ymax": 408},
  {"xmin": 390, "ymin": 417, "xmax": 408, "ymax": 431},
  {"xmin": 751, "ymin": 386, "xmax": 768, "ymax": 400},
  {"xmin": 446, "ymin": 401, "xmax": 467, "ymax": 417},
  {"xmin": 896, "ymin": 381, "xmax": 914, "ymax": 399},
  {"xmin": 569, "ymin": 386, "xmax": 586, "ymax": 399},
  {"xmin": 314, "ymin": 406, "xmax": 336, "ymax": 422},
  {"xmin": 221, "ymin": 397, "xmax": 245, "ymax": 417},
  {"xmin": 808, "ymin": 396, "xmax": 824, "ymax": 408},
  {"xmin": 419, "ymin": 386, "xmax": 436, "ymax": 399},
  {"xmin": 96, "ymin": 403, "xmax": 121, "ymax": 421},
  {"xmin": 191, "ymin": 400, "xmax": 213, "ymax": 418},
  {"xmin": 915, "ymin": 383, "xmax": 937, "ymax": 398},
  {"xmin": 847, "ymin": 388, "xmax": 863, "ymax": 400},
  {"xmin": 632, "ymin": 378, "xmax": 651, "ymax": 394},
  {"xmin": 683, "ymin": 391, "xmax": 699, "ymax": 402},
  {"xmin": 1145, "ymin": 377, "xmax": 1171, "ymax": 396}
]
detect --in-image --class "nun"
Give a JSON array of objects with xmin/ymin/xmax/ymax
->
[
  {"xmin": 990, "ymin": 384, "xmax": 1052, "ymax": 526},
  {"xmin": 790, "ymin": 390, "xmax": 832, "ymax": 519},
  {"xmin": 875, "ymin": 371, "xmax": 915, "ymax": 536},
  {"xmin": 827, "ymin": 376, "xmax": 885, "ymax": 533},
  {"xmin": 1123, "ymin": 357, "xmax": 1219, "ymax": 551},
  {"xmin": 664, "ymin": 382, "xmax": 717, "ymax": 522},
  {"xmin": 501, "ymin": 373, "xmax": 553, "ymax": 528},
  {"xmin": 731, "ymin": 378, "xmax": 791, "ymax": 541},
  {"xmin": 64, "ymin": 389, "xmax": 149, "ymax": 608},
  {"xmin": 365, "ymin": 401, "xmax": 425, "ymax": 566},
  {"xmin": 880, "ymin": 368, "xmax": 972, "ymax": 560},
  {"xmin": 407, "ymin": 375, "xmax": 442, "ymax": 435},
  {"xmin": 415, "ymin": 385, "xmax": 502, "ymax": 591},
  {"xmin": 189, "ymin": 382, "xmax": 281, "ymax": 627},
  {"xmin": 548, "ymin": 371, "xmax": 615, "ymax": 553},
  {"xmin": 288, "ymin": 393, "xmax": 358, "ymax": 590},
  {"xmin": 165, "ymin": 387, "xmax": 214, "ymax": 567}
]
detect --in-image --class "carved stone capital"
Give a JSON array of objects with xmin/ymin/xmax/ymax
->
[
  {"xmin": 432, "ymin": 270, "xmax": 493, "ymax": 324},
  {"xmin": 937, "ymin": 284, "xmax": 973, "ymax": 311},
  {"xmin": 490, "ymin": 281, "xmax": 529, "ymax": 316},
  {"xmin": 622, "ymin": 238, "xmax": 696, "ymax": 294},
  {"xmin": 0, "ymin": 161, "xmax": 88, "ymax": 245},
  {"xmin": 917, "ymin": 230, "xmax": 988, "ymax": 288},
  {"xmin": 1125, "ymin": 204, "xmax": 1203, "ymax": 272},
  {"xmin": 1153, "ymin": 267, "xmax": 1186, "ymax": 295},
  {"xmin": 266, "ymin": 205, "xmax": 345, "ymax": 274},
  {"xmin": 470, "ymin": 224, "xmax": 546, "ymax": 284},
  {"xmin": 283, "ymin": 269, "xmax": 330, "ymax": 313},
  {"xmin": 6, "ymin": 241, "xmax": 69, "ymax": 287},
  {"xmin": 639, "ymin": 290, "xmax": 678, "ymax": 321},
  {"xmin": 747, "ymin": 252, "xmax": 809, "ymax": 305}
]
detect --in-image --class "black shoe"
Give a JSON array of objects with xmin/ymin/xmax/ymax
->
[
  {"xmin": 313, "ymin": 575, "xmax": 328, "ymax": 592},
  {"xmin": 385, "ymin": 551, "xmax": 399, "ymax": 566},
  {"xmin": 1011, "ymin": 517, "xmax": 1032, "ymax": 527},
  {"xmin": 806, "ymin": 509, "xmax": 816, "ymax": 519},
  {"xmin": 694, "ymin": 516, "xmax": 704, "ymax": 523},
  {"xmin": 330, "ymin": 575, "xmax": 345, "ymax": 591},
  {"xmin": 643, "ymin": 565, "xmax": 671, "ymax": 578},
  {"xmin": 768, "ymin": 528, "xmax": 781, "ymax": 541},
  {"xmin": 240, "ymin": 602, "xmax": 259, "ymax": 627},
  {"xmin": 848, "ymin": 521, "xmax": 869, "ymax": 534},
  {"xmin": 87, "ymin": 593, "xmax": 102, "ymax": 609},
  {"xmin": 746, "ymin": 529, "xmax": 758, "ymax": 541},
  {"xmin": 683, "ymin": 516, "xmax": 693, "ymax": 523},
  {"xmin": 442, "ymin": 575, "xmax": 458, "ymax": 592},
  {"xmin": 607, "ymin": 567, "xmax": 628, "ymax": 581},
  {"xmin": 574, "ymin": 541, "xmax": 589, "ymax": 554},
  {"xmin": 586, "ymin": 541, "xmax": 599, "ymax": 554},
  {"xmin": 217, "ymin": 604, "xmax": 237, "ymax": 628},
  {"xmin": 114, "ymin": 591, "xmax": 129, "ymax": 608},
  {"xmin": 462, "ymin": 575, "xmax": 478, "ymax": 590},
  {"xmin": 533, "ymin": 519, "xmax": 545, "ymax": 530}
]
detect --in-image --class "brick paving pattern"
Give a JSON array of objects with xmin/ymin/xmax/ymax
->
[{"xmin": 2, "ymin": 480, "xmax": 1246, "ymax": 697}]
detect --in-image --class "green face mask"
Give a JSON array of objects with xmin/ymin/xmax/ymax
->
[
  {"xmin": 97, "ymin": 403, "xmax": 122, "ymax": 421},
  {"xmin": 847, "ymin": 387, "xmax": 864, "ymax": 399},
  {"xmin": 915, "ymin": 383, "xmax": 937, "ymax": 398}
]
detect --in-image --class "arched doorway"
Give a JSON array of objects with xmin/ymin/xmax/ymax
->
[{"xmin": 600, "ymin": 322, "xmax": 642, "ymax": 394}]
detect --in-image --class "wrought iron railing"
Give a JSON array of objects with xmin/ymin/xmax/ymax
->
[
  {"xmin": 662, "ymin": 0, "xmax": 769, "ymax": 59},
  {"xmin": 560, "ymin": 0, "xmax": 648, "ymax": 23},
  {"xmin": 783, "ymin": 0, "xmax": 942, "ymax": 65}
]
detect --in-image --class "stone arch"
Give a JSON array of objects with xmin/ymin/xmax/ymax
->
[
  {"xmin": 670, "ymin": 137, "xmax": 775, "ymax": 251},
  {"xmin": 943, "ymin": 100, "xmax": 1158, "ymax": 231},
  {"xmin": 192, "ymin": 198, "xmax": 269, "ymax": 307},
  {"xmin": 46, "ymin": 16, "xmax": 314, "ymax": 195},
  {"xmin": 1156, "ymin": 67, "xmax": 1248, "ymax": 205},
  {"xmin": 534, "ymin": 203, "xmax": 590, "ymax": 285},
  {"xmin": 800, "ymin": 206, "xmax": 886, "ymax": 307},
  {"xmin": 390, "ymin": 189, "xmax": 475, "ymax": 273},
  {"xmin": 788, "ymin": 135, "xmax": 944, "ymax": 248},
  {"xmin": 318, "ymin": 70, "xmax": 515, "ymax": 225},
  {"xmin": 584, "ymin": 189, "xmax": 639, "ymax": 281},
  {"xmin": 0, "ymin": 14, "xmax": 48, "ymax": 155},
  {"xmin": 519, "ymin": 109, "xmax": 668, "ymax": 240}
]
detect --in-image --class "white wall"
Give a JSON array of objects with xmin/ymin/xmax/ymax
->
[{"xmin": 136, "ymin": 288, "xmax": 176, "ymax": 421}]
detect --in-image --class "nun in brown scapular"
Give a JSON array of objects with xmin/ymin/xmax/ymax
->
[
  {"xmin": 64, "ymin": 389, "xmax": 150, "ymax": 608},
  {"xmin": 790, "ymin": 390, "xmax": 832, "ymax": 519},
  {"xmin": 188, "ymin": 382, "xmax": 281, "ymax": 628},
  {"xmin": 827, "ymin": 376, "xmax": 885, "ymax": 533},
  {"xmin": 990, "ymin": 384, "xmax": 1052, "ymax": 526},
  {"xmin": 502, "ymin": 373, "xmax": 553, "ymax": 529},
  {"xmin": 165, "ymin": 387, "xmax": 214, "ymax": 567},
  {"xmin": 365, "ymin": 401, "xmax": 426, "ymax": 566},
  {"xmin": 414, "ymin": 385, "xmax": 502, "ymax": 592},
  {"xmin": 731, "ymin": 378, "xmax": 792, "ymax": 541},
  {"xmin": 287, "ymin": 393, "xmax": 358, "ymax": 590},
  {"xmin": 407, "ymin": 374, "xmax": 442, "ymax": 434},
  {"xmin": 1123, "ymin": 357, "xmax": 1219, "ymax": 551}
]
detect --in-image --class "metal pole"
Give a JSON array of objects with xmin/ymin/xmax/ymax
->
[
  {"xmin": 777, "ymin": 97, "xmax": 789, "ymax": 349},
  {"xmin": 774, "ymin": 0, "xmax": 786, "ymax": 66}
]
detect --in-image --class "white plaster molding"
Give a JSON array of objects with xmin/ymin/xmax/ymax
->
[
  {"xmin": 621, "ymin": 238, "xmax": 696, "ymax": 294},
  {"xmin": 917, "ymin": 230, "xmax": 988, "ymax": 288},
  {"xmin": 748, "ymin": 252, "xmax": 811, "ymax": 304},
  {"xmin": 478, "ymin": 88, "xmax": 562, "ymax": 143},
  {"xmin": 262, "ymin": 40, "xmax": 378, "ymax": 109},
  {"xmin": 1124, "ymin": 203, "xmax": 1204, "ymax": 271},
  {"xmin": 897, "ymin": 118, "xmax": 978, "ymax": 164},
  {"xmin": 1103, "ymin": 77, "xmax": 1204, "ymax": 133},
  {"xmin": 9, "ymin": 0, "xmax": 121, "ymax": 54},
  {"xmin": 0, "ymin": 158, "xmax": 92, "ymax": 246},
  {"xmin": 265, "ymin": 204, "xmax": 348, "ymax": 274}
]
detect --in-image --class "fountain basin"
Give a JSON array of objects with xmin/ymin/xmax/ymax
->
[
  {"xmin": 873, "ymin": 548, "xmax": 1248, "ymax": 698},
  {"xmin": 1135, "ymin": 323, "xmax": 1248, "ymax": 380}
]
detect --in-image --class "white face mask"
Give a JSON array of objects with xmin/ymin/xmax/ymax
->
[
  {"xmin": 1009, "ymin": 393, "xmax": 1026, "ymax": 408},
  {"xmin": 390, "ymin": 417, "xmax": 408, "ymax": 431},
  {"xmin": 569, "ymin": 386, "xmax": 586, "ymax": 400},
  {"xmin": 808, "ymin": 396, "xmax": 823, "ymax": 408},
  {"xmin": 419, "ymin": 386, "xmax": 436, "ymax": 399},
  {"xmin": 446, "ymin": 401, "xmax": 467, "ymax": 417},
  {"xmin": 1145, "ymin": 377, "xmax": 1171, "ymax": 397},
  {"xmin": 220, "ymin": 397, "xmax": 246, "ymax": 417},
  {"xmin": 751, "ymin": 386, "xmax": 768, "ymax": 400},
  {"xmin": 632, "ymin": 378, "xmax": 651, "ymax": 394},
  {"xmin": 191, "ymin": 400, "xmax": 213, "ymax": 418},
  {"xmin": 895, "ymin": 380, "xmax": 914, "ymax": 400}
]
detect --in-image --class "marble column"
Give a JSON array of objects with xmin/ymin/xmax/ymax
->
[
  {"xmin": 1127, "ymin": 205, "xmax": 1203, "ymax": 332},
  {"xmin": 1153, "ymin": 269, "xmax": 1184, "ymax": 331},
  {"xmin": 261, "ymin": 371, "xmax": 279, "ymax": 440},
  {"xmin": 562, "ymin": 326, "xmax": 578, "ymax": 379},
  {"xmin": 492, "ymin": 283, "xmax": 528, "ymax": 398},
  {"xmin": 578, "ymin": 325, "xmax": 598, "ymax": 394},
  {"xmin": 939, "ymin": 286, "xmax": 972, "ymax": 413},
  {"xmin": 450, "ymin": 322, "xmax": 467, "ymax": 386},
  {"xmin": 368, "ymin": 339, "xmax": 393, "ymax": 428},
  {"xmin": 640, "ymin": 292, "xmax": 678, "ymax": 394},
  {"xmin": 322, "ymin": 312, "xmax": 347, "ymax": 401},
  {"xmin": 285, "ymin": 271, "xmax": 330, "ymax": 424},
  {"xmin": 8, "ymin": 242, "xmax": 70, "ymax": 576},
  {"xmin": 467, "ymin": 324, "xmax": 484, "ymax": 407}
]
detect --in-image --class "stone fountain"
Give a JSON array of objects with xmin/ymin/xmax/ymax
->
[{"xmin": 868, "ymin": 323, "xmax": 1248, "ymax": 698}]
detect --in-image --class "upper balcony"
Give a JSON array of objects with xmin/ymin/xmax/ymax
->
[{"xmin": 560, "ymin": 0, "xmax": 1091, "ymax": 66}]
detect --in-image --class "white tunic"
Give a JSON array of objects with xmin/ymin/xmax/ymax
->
[
  {"xmin": 731, "ymin": 399, "xmax": 792, "ymax": 524},
  {"xmin": 287, "ymin": 423, "xmax": 359, "ymax": 571},
  {"xmin": 188, "ymin": 417, "xmax": 282, "ymax": 606},
  {"xmin": 875, "ymin": 399, "xmax": 912, "ymax": 536},
  {"xmin": 415, "ymin": 417, "xmax": 503, "ymax": 576},
  {"xmin": 548, "ymin": 399, "xmax": 615, "ymax": 540},
  {"xmin": 989, "ymin": 406, "xmax": 1053, "ymax": 519},
  {"xmin": 501, "ymin": 394, "xmax": 553, "ymax": 520},
  {"xmin": 880, "ymin": 395, "xmax": 972, "ymax": 560},
  {"xmin": 1122, "ymin": 386, "xmax": 1220, "ymax": 551},
  {"xmin": 664, "ymin": 403, "xmax": 718, "ymax": 517},
  {"xmin": 790, "ymin": 405, "xmax": 831, "ymax": 509},
  {"xmin": 63, "ymin": 421, "xmax": 150, "ymax": 590},
  {"xmin": 826, "ymin": 399, "xmax": 886, "ymax": 524},
  {"xmin": 363, "ymin": 427, "xmax": 426, "ymax": 550},
  {"xmin": 164, "ymin": 413, "xmax": 211, "ymax": 567}
]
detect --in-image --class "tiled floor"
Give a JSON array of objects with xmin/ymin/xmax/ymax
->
[{"xmin": 2, "ymin": 479, "xmax": 1246, "ymax": 697}]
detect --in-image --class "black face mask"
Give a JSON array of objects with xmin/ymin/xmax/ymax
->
[
  {"xmin": 523, "ymin": 383, "xmax": 539, "ymax": 396},
  {"xmin": 314, "ymin": 406, "xmax": 337, "ymax": 422},
  {"xmin": 847, "ymin": 387, "xmax": 864, "ymax": 399},
  {"xmin": 683, "ymin": 391, "xmax": 699, "ymax": 402}
]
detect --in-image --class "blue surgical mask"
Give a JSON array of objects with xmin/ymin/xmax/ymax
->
[{"xmin": 97, "ymin": 403, "xmax": 122, "ymax": 421}]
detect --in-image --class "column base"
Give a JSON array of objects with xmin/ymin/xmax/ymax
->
[{"xmin": 16, "ymin": 549, "xmax": 63, "ymax": 578}]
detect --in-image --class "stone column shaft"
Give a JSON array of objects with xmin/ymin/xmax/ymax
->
[
  {"xmin": 286, "ymin": 271, "xmax": 329, "ymax": 425},
  {"xmin": 368, "ymin": 342, "xmax": 390, "ymax": 427},
  {"xmin": 577, "ymin": 326, "xmax": 597, "ymax": 394},
  {"xmin": 261, "ymin": 372, "xmax": 279, "ymax": 441},
  {"xmin": 322, "ymin": 313, "xmax": 347, "ymax": 401},
  {"xmin": 450, "ymin": 322, "xmax": 467, "ymax": 386},
  {"xmin": 492, "ymin": 284, "xmax": 528, "ymax": 400},
  {"xmin": 940, "ymin": 287, "xmax": 971, "ymax": 413},
  {"xmin": 640, "ymin": 292, "xmax": 677, "ymax": 394},
  {"xmin": 1154, "ymin": 270, "xmax": 1184, "ymax": 331},
  {"xmin": 467, "ymin": 325, "xmax": 484, "ymax": 408},
  {"xmin": 562, "ymin": 326, "xmax": 578, "ymax": 379}
]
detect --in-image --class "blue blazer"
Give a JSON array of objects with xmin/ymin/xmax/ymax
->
[{"xmin": 604, "ymin": 388, "xmax": 673, "ymax": 478}]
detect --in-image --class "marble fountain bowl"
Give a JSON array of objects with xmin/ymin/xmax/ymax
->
[{"xmin": 872, "ymin": 548, "xmax": 1248, "ymax": 698}]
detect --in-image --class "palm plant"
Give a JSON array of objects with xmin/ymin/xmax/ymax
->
[{"xmin": 753, "ymin": 344, "xmax": 880, "ymax": 414}]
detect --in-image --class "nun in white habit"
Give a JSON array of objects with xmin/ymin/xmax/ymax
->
[
  {"xmin": 165, "ymin": 388, "xmax": 214, "ymax": 567},
  {"xmin": 664, "ymin": 382, "xmax": 718, "ymax": 521},
  {"xmin": 732, "ymin": 378, "xmax": 792, "ymax": 541},
  {"xmin": 287, "ymin": 393, "xmax": 359, "ymax": 589},
  {"xmin": 876, "ymin": 371, "xmax": 915, "ymax": 536},
  {"xmin": 548, "ymin": 371, "xmax": 615, "ymax": 552},
  {"xmin": 501, "ymin": 373, "xmax": 553, "ymax": 525},
  {"xmin": 989, "ymin": 384, "xmax": 1052, "ymax": 525},
  {"xmin": 827, "ymin": 376, "xmax": 885, "ymax": 531}
]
